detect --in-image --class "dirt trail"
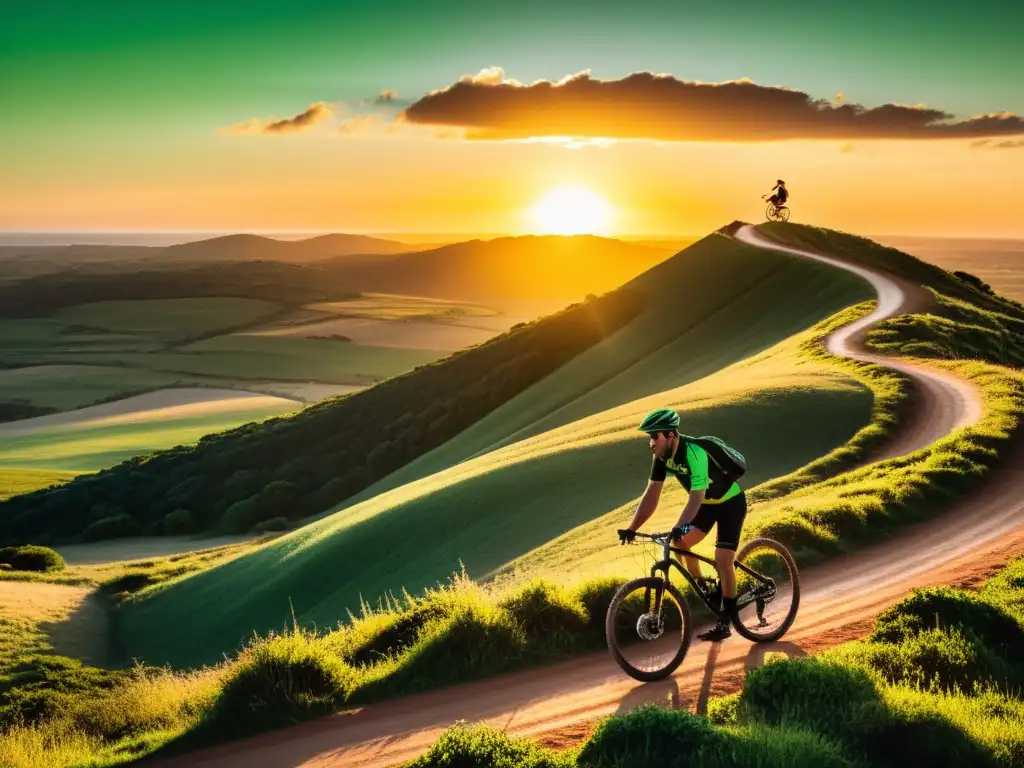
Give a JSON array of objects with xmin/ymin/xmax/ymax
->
[{"xmin": 148, "ymin": 225, "xmax": 1024, "ymax": 768}]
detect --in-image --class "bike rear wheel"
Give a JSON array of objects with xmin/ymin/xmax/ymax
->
[
  {"xmin": 606, "ymin": 576, "xmax": 692, "ymax": 681},
  {"xmin": 777, "ymin": 206, "xmax": 791, "ymax": 222},
  {"xmin": 730, "ymin": 537, "xmax": 800, "ymax": 642}
]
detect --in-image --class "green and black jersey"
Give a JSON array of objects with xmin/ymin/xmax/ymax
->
[{"xmin": 650, "ymin": 440, "xmax": 741, "ymax": 504}]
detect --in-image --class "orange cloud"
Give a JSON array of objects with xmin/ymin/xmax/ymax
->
[
  {"xmin": 400, "ymin": 70, "xmax": 1024, "ymax": 142},
  {"xmin": 219, "ymin": 101, "xmax": 336, "ymax": 135}
]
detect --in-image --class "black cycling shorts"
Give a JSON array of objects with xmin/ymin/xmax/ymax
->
[{"xmin": 690, "ymin": 490, "xmax": 747, "ymax": 551}]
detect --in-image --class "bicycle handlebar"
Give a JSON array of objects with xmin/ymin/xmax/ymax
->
[{"xmin": 627, "ymin": 530, "xmax": 677, "ymax": 544}]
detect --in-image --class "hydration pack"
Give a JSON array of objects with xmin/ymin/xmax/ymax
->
[{"xmin": 683, "ymin": 435, "xmax": 747, "ymax": 481}]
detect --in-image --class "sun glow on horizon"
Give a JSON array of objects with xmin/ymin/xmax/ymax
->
[{"xmin": 527, "ymin": 185, "xmax": 616, "ymax": 235}]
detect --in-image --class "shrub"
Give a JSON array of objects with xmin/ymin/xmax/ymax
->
[
  {"xmin": 205, "ymin": 628, "xmax": 358, "ymax": 738},
  {"xmin": 498, "ymin": 581, "xmax": 588, "ymax": 655},
  {"xmin": 161, "ymin": 509, "xmax": 195, "ymax": 535},
  {"xmin": 249, "ymin": 517, "xmax": 291, "ymax": 534},
  {"xmin": 0, "ymin": 545, "xmax": 65, "ymax": 573},
  {"xmin": 407, "ymin": 722, "xmax": 571, "ymax": 768},
  {"xmin": 81, "ymin": 515, "xmax": 139, "ymax": 542}
]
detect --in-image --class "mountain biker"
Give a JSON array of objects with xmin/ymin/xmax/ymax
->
[
  {"xmin": 617, "ymin": 408, "xmax": 747, "ymax": 642},
  {"xmin": 767, "ymin": 179, "xmax": 788, "ymax": 209}
]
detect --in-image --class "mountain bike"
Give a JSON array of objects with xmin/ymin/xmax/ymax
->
[
  {"xmin": 605, "ymin": 531, "xmax": 800, "ymax": 681},
  {"xmin": 761, "ymin": 194, "xmax": 791, "ymax": 222}
]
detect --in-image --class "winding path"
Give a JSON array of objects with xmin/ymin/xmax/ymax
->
[{"xmin": 148, "ymin": 225, "xmax": 1024, "ymax": 768}]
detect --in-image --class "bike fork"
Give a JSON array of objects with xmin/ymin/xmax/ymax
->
[{"xmin": 646, "ymin": 567, "xmax": 667, "ymax": 615}]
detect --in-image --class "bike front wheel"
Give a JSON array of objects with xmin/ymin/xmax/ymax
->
[
  {"xmin": 605, "ymin": 576, "xmax": 692, "ymax": 681},
  {"xmin": 730, "ymin": 537, "xmax": 800, "ymax": 642}
]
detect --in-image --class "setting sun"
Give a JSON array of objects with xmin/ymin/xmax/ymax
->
[{"xmin": 528, "ymin": 185, "xmax": 615, "ymax": 235}]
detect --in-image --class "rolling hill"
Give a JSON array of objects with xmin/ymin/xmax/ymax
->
[
  {"xmin": 109, "ymin": 228, "xmax": 878, "ymax": 668},
  {"xmin": 320, "ymin": 234, "xmax": 676, "ymax": 303}
]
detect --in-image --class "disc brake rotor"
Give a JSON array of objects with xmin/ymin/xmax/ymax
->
[{"xmin": 636, "ymin": 612, "xmax": 664, "ymax": 641}]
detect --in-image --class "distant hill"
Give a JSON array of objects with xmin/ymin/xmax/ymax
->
[
  {"xmin": 0, "ymin": 235, "xmax": 678, "ymax": 316},
  {"xmin": 163, "ymin": 233, "xmax": 416, "ymax": 261},
  {"xmin": 0, "ymin": 233, "xmax": 418, "ymax": 278},
  {"xmin": 0, "ymin": 261, "xmax": 357, "ymax": 317},
  {"xmin": 321, "ymin": 234, "xmax": 677, "ymax": 301}
]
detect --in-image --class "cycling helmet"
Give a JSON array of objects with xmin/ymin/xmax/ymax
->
[
  {"xmin": 638, "ymin": 408, "xmax": 680, "ymax": 433},
  {"xmin": 777, "ymin": 179, "xmax": 785, "ymax": 185}
]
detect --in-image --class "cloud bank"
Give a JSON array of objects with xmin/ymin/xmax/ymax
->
[{"xmin": 399, "ymin": 69, "xmax": 1024, "ymax": 143}]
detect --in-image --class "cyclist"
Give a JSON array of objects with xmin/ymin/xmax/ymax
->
[
  {"xmin": 617, "ymin": 408, "xmax": 747, "ymax": 642},
  {"xmin": 767, "ymin": 179, "xmax": 788, "ymax": 210}
]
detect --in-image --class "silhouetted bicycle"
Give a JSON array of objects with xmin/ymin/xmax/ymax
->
[
  {"xmin": 761, "ymin": 194, "xmax": 791, "ymax": 222},
  {"xmin": 605, "ymin": 531, "xmax": 800, "ymax": 681}
]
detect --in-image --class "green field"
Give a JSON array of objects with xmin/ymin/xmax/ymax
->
[
  {"xmin": 0, "ymin": 297, "xmax": 451, "ymax": 415},
  {"xmin": 80, "ymin": 335, "xmax": 446, "ymax": 384},
  {"xmin": 0, "ymin": 468, "xmax": 79, "ymax": 500},
  {"xmin": 53, "ymin": 297, "xmax": 283, "ymax": 343},
  {"xmin": 0, "ymin": 399, "xmax": 301, "ymax": 473},
  {"xmin": 112, "ymin": 234, "xmax": 878, "ymax": 669}
]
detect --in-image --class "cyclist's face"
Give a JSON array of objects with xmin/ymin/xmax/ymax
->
[{"xmin": 648, "ymin": 432, "xmax": 672, "ymax": 459}]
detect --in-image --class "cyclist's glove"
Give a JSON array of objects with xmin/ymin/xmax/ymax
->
[
  {"xmin": 617, "ymin": 528, "xmax": 637, "ymax": 545},
  {"xmin": 670, "ymin": 524, "xmax": 692, "ymax": 541}
]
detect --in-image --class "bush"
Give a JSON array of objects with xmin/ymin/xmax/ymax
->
[
  {"xmin": 407, "ymin": 722, "xmax": 571, "ymax": 768},
  {"xmin": 80, "ymin": 515, "xmax": 139, "ymax": 543},
  {"xmin": 346, "ymin": 603, "xmax": 449, "ymax": 667},
  {"xmin": 870, "ymin": 587, "xmax": 1024, "ymax": 658},
  {"xmin": 0, "ymin": 545, "xmax": 66, "ymax": 573},
  {"xmin": 0, "ymin": 656, "xmax": 125, "ymax": 730},
  {"xmin": 205, "ymin": 629, "xmax": 358, "ymax": 738},
  {"xmin": 219, "ymin": 497, "xmax": 260, "ymax": 534},
  {"xmin": 740, "ymin": 657, "xmax": 888, "ymax": 741},
  {"xmin": 161, "ymin": 509, "xmax": 195, "ymax": 535},
  {"xmin": 572, "ymin": 577, "xmax": 627, "ymax": 644},
  {"xmin": 576, "ymin": 705, "xmax": 722, "ymax": 767},
  {"xmin": 249, "ymin": 517, "xmax": 291, "ymax": 534},
  {"xmin": 497, "ymin": 581, "xmax": 588, "ymax": 655}
]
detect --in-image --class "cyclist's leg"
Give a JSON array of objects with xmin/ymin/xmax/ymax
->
[
  {"xmin": 676, "ymin": 505, "xmax": 713, "ymax": 581},
  {"xmin": 713, "ymin": 491, "xmax": 747, "ymax": 603}
]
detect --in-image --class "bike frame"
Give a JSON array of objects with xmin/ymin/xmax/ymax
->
[{"xmin": 642, "ymin": 535, "xmax": 774, "ymax": 616}]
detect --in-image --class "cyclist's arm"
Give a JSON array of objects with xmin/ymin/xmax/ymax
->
[
  {"xmin": 625, "ymin": 479, "xmax": 663, "ymax": 531},
  {"xmin": 673, "ymin": 443, "xmax": 708, "ymax": 529}
]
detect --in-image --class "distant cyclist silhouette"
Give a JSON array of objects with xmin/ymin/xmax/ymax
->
[{"xmin": 762, "ymin": 180, "xmax": 790, "ymax": 221}]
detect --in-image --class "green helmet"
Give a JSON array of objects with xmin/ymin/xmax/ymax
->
[{"xmin": 638, "ymin": 408, "xmax": 680, "ymax": 433}]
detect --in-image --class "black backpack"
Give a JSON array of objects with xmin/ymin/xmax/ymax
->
[{"xmin": 682, "ymin": 435, "xmax": 747, "ymax": 481}]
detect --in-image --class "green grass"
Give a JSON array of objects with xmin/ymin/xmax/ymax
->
[
  {"xmin": 868, "ymin": 287, "xmax": 1024, "ymax": 367},
  {"xmin": 59, "ymin": 336, "xmax": 447, "ymax": 385},
  {"xmin": 0, "ymin": 400, "xmax": 302, "ymax": 473},
  {"xmin": 0, "ymin": 469, "xmax": 79, "ymax": 501},
  {"xmin": 53, "ymin": 297, "xmax": 283, "ymax": 344},
  {"xmin": 0, "ymin": 366, "xmax": 207, "ymax": 412}
]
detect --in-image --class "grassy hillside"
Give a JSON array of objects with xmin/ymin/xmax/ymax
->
[
  {"xmin": 336, "ymin": 233, "xmax": 875, "ymax": 509},
  {"xmin": 109, "ymin": 234, "xmax": 877, "ymax": 669}
]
